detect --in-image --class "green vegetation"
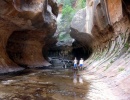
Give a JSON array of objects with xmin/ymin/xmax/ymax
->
[
  {"xmin": 56, "ymin": 0, "xmax": 86, "ymax": 42},
  {"xmin": 61, "ymin": 0, "xmax": 86, "ymax": 19},
  {"xmin": 62, "ymin": 5, "xmax": 76, "ymax": 22},
  {"xmin": 110, "ymin": 60, "xmax": 114, "ymax": 63},
  {"xmin": 104, "ymin": 65, "xmax": 110, "ymax": 71},
  {"xmin": 95, "ymin": 56, "xmax": 100, "ymax": 60},
  {"xmin": 120, "ymin": 33, "xmax": 125, "ymax": 39},
  {"xmin": 124, "ymin": 42, "xmax": 129, "ymax": 49},
  {"xmin": 118, "ymin": 68, "xmax": 124, "ymax": 72},
  {"xmin": 76, "ymin": 0, "xmax": 86, "ymax": 8},
  {"xmin": 58, "ymin": 32, "xmax": 71, "ymax": 41}
]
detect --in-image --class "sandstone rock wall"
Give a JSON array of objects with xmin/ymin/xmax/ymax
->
[
  {"xmin": 0, "ymin": 0, "xmax": 58, "ymax": 73},
  {"xmin": 71, "ymin": 0, "xmax": 130, "ymax": 98}
]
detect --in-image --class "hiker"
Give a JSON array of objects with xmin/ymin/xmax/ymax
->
[
  {"xmin": 79, "ymin": 58, "xmax": 84, "ymax": 70},
  {"xmin": 73, "ymin": 57, "xmax": 78, "ymax": 69}
]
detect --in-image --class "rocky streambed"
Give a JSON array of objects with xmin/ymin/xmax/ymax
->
[
  {"xmin": 0, "ymin": 68, "xmax": 90, "ymax": 100},
  {"xmin": 0, "ymin": 58, "xmax": 121, "ymax": 100},
  {"xmin": 0, "ymin": 68, "xmax": 122, "ymax": 100}
]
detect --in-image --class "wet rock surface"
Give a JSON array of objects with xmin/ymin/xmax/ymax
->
[
  {"xmin": 0, "ymin": 64, "xmax": 123, "ymax": 100},
  {"xmin": 49, "ymin": 57, "xmax": 73, "ymax": 69},
  {"xmin": 0, "ymin": 69, "xmax": 89, "ymax": 100},
  {"xmin": 70, "ymin": 0, "xmax": 130, "ymax": 99}
]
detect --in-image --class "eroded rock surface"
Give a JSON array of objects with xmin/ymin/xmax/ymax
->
[
  {"xmin": 71, "ymin": 0, "xmax": 130, "ymax": 99},
  {"xmin": 0, "ymin": 0, "xmax": 58, "ymax": 73}
]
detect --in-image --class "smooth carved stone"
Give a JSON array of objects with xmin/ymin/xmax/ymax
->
[
  {"xmin": 0, "ymin": 0, "xmax": 58, "ymax": 73},
  {"xmin": 70, "ymin": 0, "xmax": 114, "ymax": 48},
  {"xmin": 13, "ymin": 0, "xmax": 44, "ymax": 12},
  {"xmin": 0, "ymin": 18, "xmax": 24, "ymax": 73},
  {"xmin": 7, "ymin": 30, "xmax": 51, "ymax": 68}
]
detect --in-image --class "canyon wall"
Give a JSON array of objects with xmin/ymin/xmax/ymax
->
[
  {"xmin": 70, "ymin": 0, "xmax": 130, "ymax": 99},
  {"xmin": 0, "ymin": 0, "xmax": 58, "ymax": 73}
]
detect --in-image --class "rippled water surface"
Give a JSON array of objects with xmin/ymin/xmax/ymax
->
[{"xmin": 0, "ymin": 69, "xmax": 90, "ymax": 100}]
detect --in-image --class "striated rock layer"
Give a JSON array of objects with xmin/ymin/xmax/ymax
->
[
  {"xmin": 0, "ymin": 0, "xmax": 58, "ymax": 73},
  {"xmin": 71, "ymin": 0, "xmax": 130, "ymax": 99}
]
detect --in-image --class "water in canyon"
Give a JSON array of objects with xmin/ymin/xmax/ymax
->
[{"xmin": 0, "ymin": 58, "xmax": 90, "ymax": 100}]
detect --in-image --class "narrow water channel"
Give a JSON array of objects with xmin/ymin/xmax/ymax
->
[{"xmin": 0, "ymin": 68, "xmax": 90, "ymax": 100}]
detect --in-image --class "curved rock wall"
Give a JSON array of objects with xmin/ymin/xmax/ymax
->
[
  {"xmin": 0, "ymin": 18, "xmax": 23, "ymax": 73},
  {"xmin": 0, "ymin": 0, "xmax": 58, "ymax": 73},
  {"xmin": 71, "ymin": 0, "xmax": 130, "ymax": 98}
]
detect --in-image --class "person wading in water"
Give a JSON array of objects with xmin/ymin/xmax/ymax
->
[
  {"xmin": 79, "ymin": 58, "xmax": 84, "ymax": 70},
  {"xmin": 73, "ymin": 57, "xmax": 78, "ymax": 69}
]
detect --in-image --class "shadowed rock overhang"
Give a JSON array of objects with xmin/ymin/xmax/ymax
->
[{"xmin": 0, "ymin": 0, "xmax": 58, "ymax": 73}]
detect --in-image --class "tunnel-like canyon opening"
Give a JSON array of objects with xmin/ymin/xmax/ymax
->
[
  {"xmin": 6, "ymin": 30, "xmax": 48, "ymax": 68},
  {"xmin": 6, "ymin": 31, "xmax": 27, "ymax": 67},
  {"xmin": 0, "ymin": 0, "xmax": 130, "ymax": 99},
  {"xmin": 46, "ymin": 39, "xmax": 93, "ymax": 62},
  {"xmin": 72, "ymin": 41, "xmax": 93, "ymax": 60}
]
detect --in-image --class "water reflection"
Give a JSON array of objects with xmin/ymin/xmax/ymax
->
[
  {"xmin": 73, "ymin": 71, "xmax": 83, "ymax": 85},
  {"xmin": 0, "ymin": 69, "xmax": 89, "ymax": 100},
  {"xmin": 79, "ymin": 75, "xmax": 83, "ymax": 84}
]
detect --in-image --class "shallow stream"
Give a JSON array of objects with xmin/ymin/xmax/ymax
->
[{"xmin": 0, "ymin": 68, "xmax": 90, "ymax": 100}]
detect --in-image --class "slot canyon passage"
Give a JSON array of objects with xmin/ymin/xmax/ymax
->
[{"xmin": 0, "ymin": 0, "xmax": 130, "ymax": 100}]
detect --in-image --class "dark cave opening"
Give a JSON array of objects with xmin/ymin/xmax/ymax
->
[
  {"xmin": 72, "ymin": 41, "xmax": 93, "ymax": 60},
  {"xmin": 46, "ymin": 40, "xmax": 93, "ymax": 62},
  {"xmin": 122, "ymin": 0, "xmax": 130, "ymax": 18},
  {"xmin": 6, "ymin": 30, "xmax": 29, "ymax": 68},
  {"xmin": 47, "ymin": 46, "xmax": 73, "ymax": 59}
]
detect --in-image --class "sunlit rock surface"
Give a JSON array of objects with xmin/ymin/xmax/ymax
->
[
  {"xmin": 0, "ymin": 0, "xmax": 58, "ymax": 73},
  {"xmin": 71, "ymin": 0, "xmax": 130, "ymax": 99}
]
